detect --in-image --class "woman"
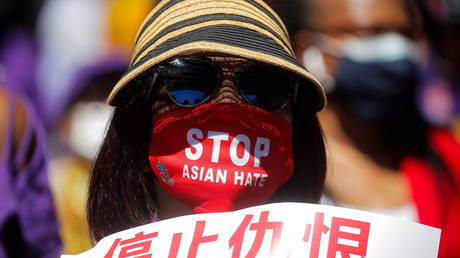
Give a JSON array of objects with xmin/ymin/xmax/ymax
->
[{"xmin": 87, "ymin": 0, "xmax": 327, "ymax": 243}]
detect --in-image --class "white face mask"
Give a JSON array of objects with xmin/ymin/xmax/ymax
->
[
  {"xmin": 340, "ymin": 33, "xmax": 420, "ymax": 63},
  {"xmin": 302, "ymin": 46, "xmax": 336, "ymax": 93},
  {"xmin": 68, "ymin": 101, "xmax": 113, "ymax": 160},
  {"xmin": 301, "ymin": 32, "xmax": 420, "ymax": 93}
]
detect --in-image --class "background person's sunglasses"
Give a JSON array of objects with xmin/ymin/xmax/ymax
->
[{"xmin": 149, "ymin": 56, "xmax": 298, "ymax": 111}]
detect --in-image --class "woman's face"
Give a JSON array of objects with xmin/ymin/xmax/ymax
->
[
  {"xmin": 148, "ymin": 54, "xmax": 299, "ymax": 216},
  {"xmin": 151, "ymin": 54, "xmax": 293, "ymax": 123}
]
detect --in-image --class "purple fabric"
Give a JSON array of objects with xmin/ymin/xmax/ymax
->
[
  {"xmin": 0, "ymin": 28, "xmax": 45, "ymax": 118},
  {"xmin": 417, "ymin": 54, "xmax": 460, "ymax": 127},
  {"xmin": 0, "ymin": 88, "xmax": 62, "ymax": 258}
]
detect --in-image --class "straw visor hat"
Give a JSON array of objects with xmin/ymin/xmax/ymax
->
[{"xmin": 108, "ymin": 0, "xmax": 326, "ymax": 111}]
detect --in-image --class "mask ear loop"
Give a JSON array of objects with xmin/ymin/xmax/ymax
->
[
  {"xmin": 291, "ymin": 79, "xmax": 299, "ymax": 108},
  {"xmin": 144, "ymin": 71, "xmax": 159, "ymax": 175},
  {"xmin": 146, "ymin": 72, "xmax": 159, "ymax": 102}
]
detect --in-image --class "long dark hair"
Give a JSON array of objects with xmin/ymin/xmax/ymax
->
[{"xmin": 87, "ymin": 76, "xmax": 326, "ymax": 242}]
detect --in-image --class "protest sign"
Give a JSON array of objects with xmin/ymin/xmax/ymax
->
[{"xmin": 63, "ymin": 203, "xmax": 440, "ymax": 258}]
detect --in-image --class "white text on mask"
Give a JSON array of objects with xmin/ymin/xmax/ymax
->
[{"xmin": 184, "ymin": 128, "xmax": 270, "ymax": 168}]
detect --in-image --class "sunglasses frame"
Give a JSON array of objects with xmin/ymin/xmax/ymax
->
[{"xmin": 146, "ymin": 56, "xmax": 299, "ymax": 111}]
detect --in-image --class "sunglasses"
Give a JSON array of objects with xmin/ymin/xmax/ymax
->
[{"xmin": 149, "ymin": 56, "xmax": 298, "ymax": 111}]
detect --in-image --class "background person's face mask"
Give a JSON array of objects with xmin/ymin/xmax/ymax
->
[
  {"xmin": 303, "ymin": 33, "xmax": 420, "ymax": 122},
  {"xmin": 68, "ymin": 101, "xmax": 113, "ymax": 160}
]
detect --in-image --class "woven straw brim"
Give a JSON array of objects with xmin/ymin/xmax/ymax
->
[{"xmin": 108, "ymin": 0, "xmax": 326, "ymax": 111}]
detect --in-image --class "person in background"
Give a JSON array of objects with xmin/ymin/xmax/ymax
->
[
  {"xmin": 0, "ymin": 1, "xmax": 62, "ymax": 257},
  {"xmin": 0, "ymin": 86, "xmax": 62, "ymax": 258},
  {"xmin": 49, "ymin": 62, "xmax": 124, "ymax": 254},
  {"xmin": 35, "ymin": 0, "xmax": 155, "ymax": 127},
  {"xmin": 270, "ymin": 0, "xmax": 460, "ymax": 257},
  {"xmin": 39, "ymin": 0, "xmax": 154, "ymax": 253}
]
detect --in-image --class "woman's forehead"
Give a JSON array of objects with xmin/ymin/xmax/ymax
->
[
  {"xmin": 209, "ymin": 55, "xmax": 248, "ymax": 69},
  {"xmin": 165, "ymin": 52, "xmax": 250, "ymax": 70},
  {"xmin": 177, "ymin": 51, "xmax": 248, "ymax": 62}
]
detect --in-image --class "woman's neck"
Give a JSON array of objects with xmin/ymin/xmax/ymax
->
[
  {"xmin": 319, "ymin": 104, "xmax": 411, "ymax": 208},
  {"xmin": 154, "ymin": 180, "xmax": 195, "ymax": 220}
]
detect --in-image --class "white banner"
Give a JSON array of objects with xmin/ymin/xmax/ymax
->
[{"xmin": 63, "ymin": 203, "xmax": 440, "ymax": 258}]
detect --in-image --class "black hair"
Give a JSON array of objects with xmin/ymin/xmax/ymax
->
[
  {"xmin": 87, "ymin": 71, "xmax": 326, "ymax": 242},
  {"xmin": 87, "ymin": 81, "xmax": 158, "ymax": 242},
  {"xmin": 270, "ymin": 82, "xmax": 326, "ymax": 202}
]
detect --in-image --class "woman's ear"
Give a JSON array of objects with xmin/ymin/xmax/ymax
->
[{"xmin": 291, "ymin": 29, "xmax": 314, "ymax": 62}]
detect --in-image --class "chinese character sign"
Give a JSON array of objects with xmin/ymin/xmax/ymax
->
[{"xmin": 62, "ymin": 203, "xmax": 440, "ymax": 258}]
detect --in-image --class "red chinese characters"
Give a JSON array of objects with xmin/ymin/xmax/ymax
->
[
  {"xmin": 104, "ymin": 231, "xmax": 159, "ymax": 258},
  {"xmin": 304, "ymin": 212, "xmax": 370, "ymax": 258},
  {"xmin": 229, "ymin": 211, "xmax": 283, "ymax": 257},
  {"xmin": 102, "ymin": 210, "xmax": 370, "ymax": 258}
]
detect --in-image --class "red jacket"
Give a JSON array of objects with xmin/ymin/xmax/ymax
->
[{"xmin": 402, "ymin": 129, "xmax": 460, "ymax": 258}]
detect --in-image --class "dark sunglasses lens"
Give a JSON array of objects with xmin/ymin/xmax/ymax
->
[
  {"xmin": 235, "ymin": 63, "xmax": 294, "ymax": 111},
  {"xmin": 162, "ymin": 58, "xmax": 220, "ymax": 106}
]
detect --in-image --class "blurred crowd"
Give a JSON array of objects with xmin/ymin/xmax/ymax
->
[
  {"xmin": 0, "ymin": 0, "xmax": 154, "ymax": 256},
  {"xmin": 0, "ymin": 0, "xmax": 459, "ymax": 257}
]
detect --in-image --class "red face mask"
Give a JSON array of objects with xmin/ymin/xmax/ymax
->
[{"xmin": 149, "ymin": 102, "xmax": 293, "ymax": 213}]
